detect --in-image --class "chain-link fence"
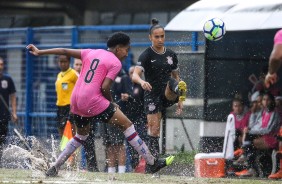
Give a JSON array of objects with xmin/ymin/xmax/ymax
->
[{"xmin": 0, "ymin": 25, "xmax": 204, "ymax": 138}]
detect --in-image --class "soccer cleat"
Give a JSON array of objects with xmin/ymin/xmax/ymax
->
[
  {"xmin": 178, "ymin": 81, "xmax": 187, "ymax": 101},
  {"xmin": 45, "ymin": 166, "xmax": 58, "ymax": 177},
  {"xmin": 268, "ymin": 170, "xmax": 282, "ymax": 179},
  {"xmin": 234, "ymin": 148, "xmax": 244, "ymax": 157},
  {"xmin": 233, "ymin": 155, "xmax": 247, "ymax": 166},
  {"xmin": 147, "ymin": 155, "xmax": 175, "ymax": 174},
  {"xmin": 235, "ymin": 168, "xmax": 257, "ymax": 177}
]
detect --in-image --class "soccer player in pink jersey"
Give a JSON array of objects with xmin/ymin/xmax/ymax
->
[
  {"xmin": 265, "ymin": 29, "xmax": 282, "ymax": 179},
  {"xmin": 265, "ymin": 29, "xmax": 282, "ymax": 88},
  {"xmin": 26, "ymin": 32, "xmax": 174, "ymax": 177}
]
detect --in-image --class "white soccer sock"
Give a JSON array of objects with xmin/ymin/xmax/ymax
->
[
  {"xmin": 124, "ymin": 125, "xmax": 155, "ymax": 165},
  {"xmin": 108, "ymin": 167, "xmax": 116, "ymax": 173},
  {"xmin": 54, "ymin": 134, "xmax": 88, "ymax": 169},
  {"xmin": 118, "ymin": 165, "xmax": 126, "ymax": 173}
]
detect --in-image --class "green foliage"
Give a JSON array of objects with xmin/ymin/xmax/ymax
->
[{"xmin": 172, "ymin": 151, "xmax": 198, "ymax": 164}]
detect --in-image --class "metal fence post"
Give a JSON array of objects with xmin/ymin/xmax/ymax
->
[
  {"xmin": 192, "ymin": 32, "xmax": 198, "ymax": 51},
  {"xmin": 72, "ymin": 26, "xmax": 78, "ymax": 48},
  {"xmin": 25, "ymin": 27, "xmax": 33, "ymax": 136}
]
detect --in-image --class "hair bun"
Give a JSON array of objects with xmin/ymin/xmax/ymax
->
[{"xmin": 151, "ymin": 18, "xmax": 159, "ymax": 26}]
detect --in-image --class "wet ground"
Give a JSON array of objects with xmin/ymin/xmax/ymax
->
[{"xmin": 0, "ymin": 168, "xmax": 281, "ymax": 184}]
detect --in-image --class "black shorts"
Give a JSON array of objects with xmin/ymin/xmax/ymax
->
[
  {"xmin": 0, "ymin": 121, "xmax": 9, "ymax": 143},
  {"xmin": 73, "ymin": 103, "xmax": 116, "ymax": 129},
  {"xmin": 103, "ymin": 123, "xmax": 125, "ymax": 146},
  {"xmin": 144, "ymin": 91, "xmax": 178, "ymax": 114},
  {"xmin": 56, "ymin": 105, "xmax": 72, "ymax": 129}
]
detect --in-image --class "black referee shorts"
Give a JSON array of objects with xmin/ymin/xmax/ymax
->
[{"xmin": 56, "ymin": 105, "xmax": 72, "ymax": 129}]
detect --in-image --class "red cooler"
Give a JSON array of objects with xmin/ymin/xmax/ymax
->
[{"xmin": 194, "ymin": 152, "xmax": 225, "ymax": 178}]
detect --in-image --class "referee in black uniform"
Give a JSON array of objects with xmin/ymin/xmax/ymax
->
[{"xmin": 0, "ymin": 57, "xmax": 18, "ymax": 167}]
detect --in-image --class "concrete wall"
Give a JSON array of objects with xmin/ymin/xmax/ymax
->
[{"xmin": 165, "ymin": 118, "xmax": 226, "ymax": 153}]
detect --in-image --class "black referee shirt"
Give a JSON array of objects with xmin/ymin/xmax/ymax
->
[{"xmin": 0, "ymin": 74, "xmax": 16, "ymax": 122}]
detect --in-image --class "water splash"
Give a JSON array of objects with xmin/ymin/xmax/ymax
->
[
  {"xmin": 3, "ymin": 144, "xmax": 48, "ymax": 175},
  {"xmin": 2, "ymin": 134, "xmax": 61, "ymax": 178}
]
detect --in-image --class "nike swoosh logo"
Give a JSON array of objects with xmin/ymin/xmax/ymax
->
[{"xmin": 151, "ymin": 60, "xmax": 156, "ymax": 62}]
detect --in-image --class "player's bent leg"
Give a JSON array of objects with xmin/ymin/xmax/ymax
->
[
  {"xmin": 166, "ymin": 78, "xmax": 187, "ymax": 102},
  {"xmin": 110, "ymin": 108, "xmax": 175, "ymax": 174},
  {"xmin": 146, "ymin": 113, "xmax": 175, "ymax": 173},
  {"xmin": 46, "ymin": 126, "xmax": 89, "ymax": 177},
  {"xmin": 110, "ymin": 109, "xmax": 154, "ymax": 163},
  {"xmin": 178, "ymin": 81, "xmax": 187, "ymax": 102},
  {"xmin": 146, "ymin": 113, "xmax": 161, "ymax": 173},
  {"xmin": 123, "ymin": 124, "xmax": 156, "ymax": 165}
]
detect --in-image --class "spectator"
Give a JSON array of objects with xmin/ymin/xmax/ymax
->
[
  {"xmin": 0, "ymin": 57, "xmax": 18, "ymax": 167},
  {"xmin": 73, "ymin": 58, "xmax": 82, "ymax": 74},
  {"xmin": 103, "ymin": 122, "xmax": 126, "ymax": 173},
  {"xmin": 231, "ymin": 98, "xmax": 251, "ymax": 152},
  {"xmin": 55, "ymin": 55, "xmax": 78, "ymax": 137},
  {"xmin": 235, "ymin": 92, "xmax": 281, "ymax": 177},
  {"xmin": 250, "ymin": 91, "xmax": 263, "ymax": 114},
  {"xmin": 232, "ymin": 92, "xmax": 261, "ymax": 163},
  {"xmin": 83, "ymin": 121, "xmax": 99, "ymax": 172},
  {"xmin": 122, "ymin": 50, "xmax": 133, "ymax": 74},
  {"xmin": 72, "ymin": 58, "xmax": 99, "ymax": 172},
  {"xmin": 103, "ymin": 69, "xmax": 130, "ymax": 173},
  {"xmin": 275, "ymin": 96, "xmax": 282, "ymax": 120},
  {"xmin": 132, "ymin": 18, "xmax": 186, "ymax": 173},
  {"xmin": 122, "ymin": 66, "xmax": 147, "ymax": 170},
  {"xmin": 56, "ymin": 55, "xmax": 78, "ymax": 169}
]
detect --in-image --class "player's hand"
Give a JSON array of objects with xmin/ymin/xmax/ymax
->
[
  {"xmin": 121, "ymin": 93, "xmax": 130, "ymax": 101},
  {"xmin": 175, "ymin": 101, "xmax": 183, "ymax": 115},
  {"xmin": 11, "ymin": 112, "xmax": 18, "ymax": 125},
  {"xmin": 140, "ymin": 81, "xmax": 152, "ymax": 91},
  {"xmin": 265, "ymin": 72, "xmax": 278, "ymax": 88},
  {"xmin": 243, "ymin": 127, "xmax": 249, "ymax": 134},
  {"xmin": 26, "ymin": 44, "xmax": 40, "ymax": 56},
  {"xmin": 113, "ymin": 102, "xmax": 120, "ymax": 109}
]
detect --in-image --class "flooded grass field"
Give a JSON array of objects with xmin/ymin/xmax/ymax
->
[
  {"xmin": 1, "ymin": 134, "xmax": 281, "ymax": 184},
  {"xmin": 0, "ymin": 168, "xmax": 281, "ymax": 184}
]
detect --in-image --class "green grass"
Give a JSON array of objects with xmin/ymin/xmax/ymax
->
[
  {"xmin": 0, "ymin": 168, "xmax": 281, "ymax": 184},
  {"xmin": 172, "ymin": 151, "xmax": 197, "ymax": 164}
]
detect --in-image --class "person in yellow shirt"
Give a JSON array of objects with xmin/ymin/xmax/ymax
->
[{"xmin": 56, "ymin": 55, "xmax": 78, "ymax": 136}]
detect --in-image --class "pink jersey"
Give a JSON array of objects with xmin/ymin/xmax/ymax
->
[
  {"xmin": 274, "ymin": 29, "xmax": 282, "ymax": 45},
  {"xmin": 231, "ymin": 111, "xmax": 251, "ymax": 132},
  {"xmin": 71, "ymin": 49, "xmax": 121, "ymax": 117}
]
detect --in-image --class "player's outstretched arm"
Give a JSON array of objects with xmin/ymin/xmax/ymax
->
[{"xmin": 26, "ymin": 44, "xmax": 81, "ymax": 59}]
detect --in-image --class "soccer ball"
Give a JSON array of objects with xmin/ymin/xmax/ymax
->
[{"xmin": 203, "ymin": 18, "xmax": 226, "ymax": 41}]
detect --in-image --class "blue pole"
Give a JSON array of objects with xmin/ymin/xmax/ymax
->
[
  {"xmin": 25, "ymin": 28, "xmax": 33, "ymax": 136},
  {"xmin": 191, "ymin": 32, "xmax": 198, "ymax": 52},
  {"xmin": 72, "ymin": 27, "xmax": 78, "ymax": 48}
]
